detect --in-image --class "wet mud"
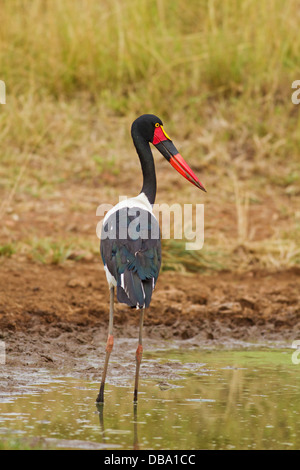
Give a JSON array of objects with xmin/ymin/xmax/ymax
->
[{"xmin": 0, "ymin": 258, "xmax": 299, "ymax": 396}]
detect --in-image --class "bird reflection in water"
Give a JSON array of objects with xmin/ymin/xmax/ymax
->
[{"xmin": 96, "ymin": 403, "xmax": 140, "ymax": 450}]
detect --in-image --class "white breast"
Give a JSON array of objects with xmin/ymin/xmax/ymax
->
[{"xmin": 103, "ymin": 192, "xmax": 153, "ymax": 225}]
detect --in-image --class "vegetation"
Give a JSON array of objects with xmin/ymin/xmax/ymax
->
[{"xmin": 0, "ymin": 0, "xmax": 299, "ymax": 272}]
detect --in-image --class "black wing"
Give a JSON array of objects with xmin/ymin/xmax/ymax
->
[{"xmin": 101, "ymin": 206, "xmax": 161, "ymax": 308}]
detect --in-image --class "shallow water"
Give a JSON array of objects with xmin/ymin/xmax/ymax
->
[{"xmin": 1, "ymin": 349, "xmax": 300, "ymax": 449}]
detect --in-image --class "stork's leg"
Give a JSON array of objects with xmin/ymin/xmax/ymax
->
[
  {"xmin": 96, "ymin": 287, "xmax": 114, "ymax": 403},
  {"xmin": 134, "ymin": 307, "xmax": 144, "ymax": 403}
]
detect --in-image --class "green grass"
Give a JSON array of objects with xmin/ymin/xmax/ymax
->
[
  {"xmin": 29, "ymin": 239, "xmax": 74, "ymax": 265},
  {"xmin": 0, "ymin": 243, "xmax": 15, "ymax": 257},
  {"xmin": 0, "ymin": 437, "xmax": 46, "ymax": 450},
  {"xmin": 22, "ymin": 237, "xmax": 97, "ymax": 265},
  {"xmin": 1, "ymin": 0, "xmax": 299, "ymax": 117},
  {"xmin": 161, "ymin": 239, "xmax": 229, "ymax": 273},
  {"xmin": 1, "ymin": 0, "xmax": 299, "ymax": 167}
]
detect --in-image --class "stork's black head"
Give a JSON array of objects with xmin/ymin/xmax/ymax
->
[
  {"xmin": 131, "ymin": 114, "xmax": 206, "ymax": 192},
  {"xmin": 131, "ymin": 114, "xmax": 163, "ymax": 143}
]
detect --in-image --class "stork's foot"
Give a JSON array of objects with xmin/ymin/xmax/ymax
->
[
  {"xmin": 134, "ymin": 344, "xmax": 143, "ymax": 403},
  {"xmin": 96, "ymin": 334, "xmax": 114, "ymax": 403},
  {"xmin": 96, "ymin": 385, "xmax": 105, "ymax": 404}
]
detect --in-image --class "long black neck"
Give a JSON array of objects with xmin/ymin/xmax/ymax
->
[{"xmin": 133, "ymin": 135, "xmax": 157, "ymax": 205}]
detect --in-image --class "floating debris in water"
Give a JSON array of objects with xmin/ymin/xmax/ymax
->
[
  {"xmin": 157, "ymin": 382, "xmax": 182, "ymax": 390},
  {"xmin": 185, "ymin": 398, "xmax": 216, "ymax": 403}
]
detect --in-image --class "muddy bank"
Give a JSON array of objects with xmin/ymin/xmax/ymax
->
[
  {"xmin": 1, "ymin": 259, "xmax": 299, "ymax": 340},
  {"xmin": 0, "ymin": 259, "xmax": 299, "ymax": 394}
]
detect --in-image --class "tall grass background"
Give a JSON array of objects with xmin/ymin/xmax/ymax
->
[{"xmin": 1, "ymin": 1, "xmax": 299, "ymax": 112}]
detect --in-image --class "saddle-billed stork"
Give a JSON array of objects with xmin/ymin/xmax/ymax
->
[{"xmin": 96, "ymin": 114, "xmax": 206, "ymax": 404}]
